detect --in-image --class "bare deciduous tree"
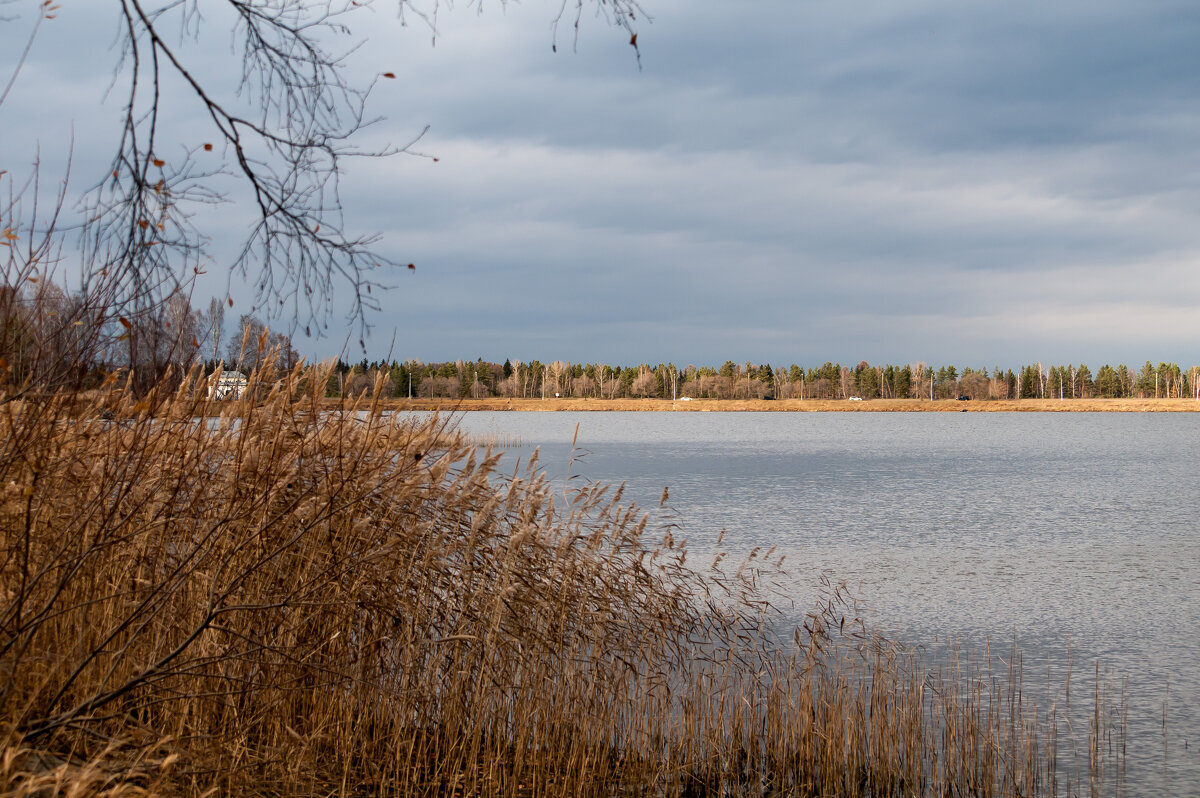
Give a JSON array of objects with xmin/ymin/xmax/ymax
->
[{"xmin": 3, "ymin": 0, "xmax": 646, "ymax": 390}]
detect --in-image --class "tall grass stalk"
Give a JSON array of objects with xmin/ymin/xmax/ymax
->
[{"xmin": 1, "ymin": 365, "xmax": 1125, "ymax": 795}]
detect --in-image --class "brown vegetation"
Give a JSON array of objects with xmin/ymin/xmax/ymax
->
[
  {"xmin": 362, "ymin": 396, "xmax": 1200, "ymax": 413},
  {"xmin": 0, "ymin": 367, "xmax": 1127, "ymax": 795}
]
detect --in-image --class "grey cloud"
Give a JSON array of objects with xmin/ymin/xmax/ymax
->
[{"xmin": 4, "ymin": 1, "xmax": 1200, "ymax": 367}]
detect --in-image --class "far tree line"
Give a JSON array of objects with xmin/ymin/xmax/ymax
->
[
  {"xmin": 1, "ymin": 283, "xmax": 1196, "ymax": 399},
  {"xmin": 329, "ymin": 358, "xmax": 1200, "ymax": 401}
]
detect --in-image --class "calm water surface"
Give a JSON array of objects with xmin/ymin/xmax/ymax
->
[{"xmin": 426, "ymin": 411, "xmax": 1199, "ymax": 794}]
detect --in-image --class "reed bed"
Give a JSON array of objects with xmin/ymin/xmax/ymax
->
[
  {"xmin": 0, "ymin": 365, "xmax": 1125, "ymax": 796},
  {"xmin": 464, "ymin": 432, "xmax": 527, "ymax": 449}
]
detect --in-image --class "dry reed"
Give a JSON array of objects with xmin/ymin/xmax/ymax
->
[{"xmin": 1, "ymin": 364, "xmax": 1126, "ymax": 795}]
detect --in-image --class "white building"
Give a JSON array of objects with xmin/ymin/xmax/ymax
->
[{"xmin": 209, "ymin": 370, "xmax": 248, "ymax": 400}]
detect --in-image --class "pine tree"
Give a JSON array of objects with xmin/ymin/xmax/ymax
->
[{"xmin": 1020, "ymin": 366, "xmax": 1037, "ymax": 399}]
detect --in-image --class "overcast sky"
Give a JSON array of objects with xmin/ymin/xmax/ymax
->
[{"xmin": 4, "ymin": 0, "xmax": 1200, "ymax": 368}]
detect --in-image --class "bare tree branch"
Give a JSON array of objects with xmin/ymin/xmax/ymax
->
[{"xmin": 4, "ymin": 0, "xmax": 645, "ymax": 391}]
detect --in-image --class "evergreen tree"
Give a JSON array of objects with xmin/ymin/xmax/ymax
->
[
  {"xmin": 1076, "ymin": 364, "xmax": 1094, "ymax": 398},
  {"xmin": 854, "ymin": 361, "xmax": 879, "ymax": 398},
  {"xmin": 1020, "ymin": 366, "xmax": 1037, "ymax": 398},
  {"xmin": 619, "ymin": 367, "xmax": 635, "ymax": 397},
  {"xmin": 896, "ymin": 365, "xmax": 913, "ymax": 398},
  {"xmin": 1117, "ymin": 364, "xmax": 1131, "ymax": 396},
  {"xmin": 1095, "ymin": 365, "xmax": 1119, "ymax": 398},
  {"xmin": 1136, "ymin": 361, "xmax": 1155, "ymax": 397}
]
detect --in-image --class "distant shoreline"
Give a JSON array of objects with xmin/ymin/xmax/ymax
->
[{"xmin": 333, "ymin": 397, "xmax": 1200, "ymax": 412}]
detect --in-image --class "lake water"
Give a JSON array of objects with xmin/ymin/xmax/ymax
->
[{"xmin": 426, "ymin": 410, "xmax": 1200, "ymax": 795}]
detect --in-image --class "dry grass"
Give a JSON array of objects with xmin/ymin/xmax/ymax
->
[
  {"xmin": 1, "ymin": 366, "xmax": 1127, "ymax": 795},
  {"xmin": 372, "ymin": 396, "xmax": 1200, "ymax": 412}
]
